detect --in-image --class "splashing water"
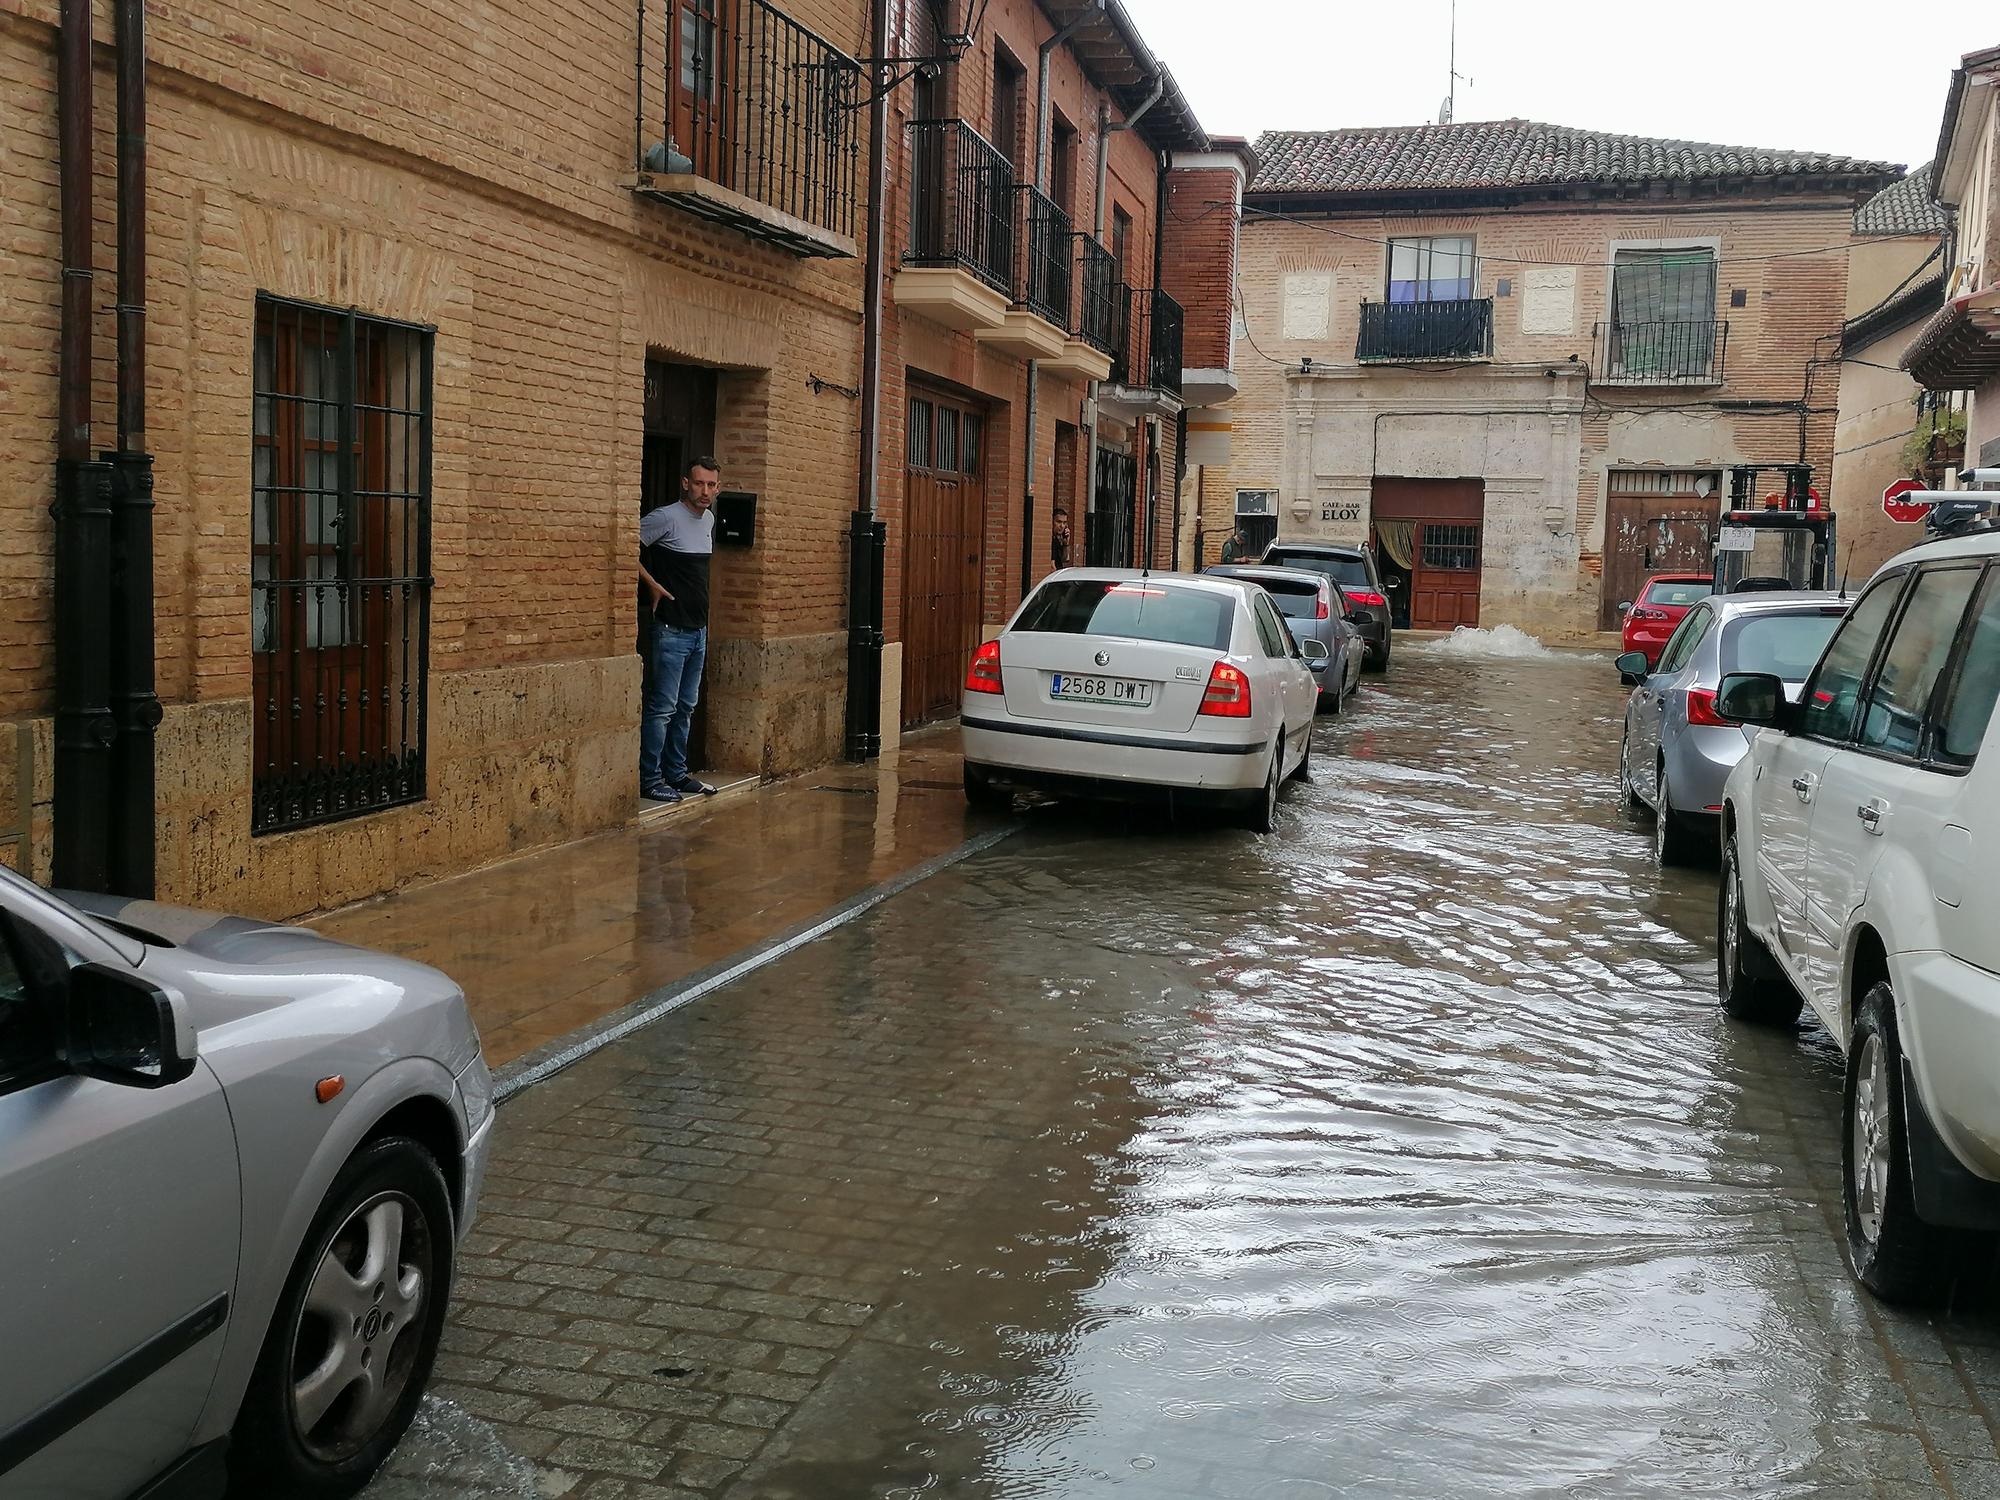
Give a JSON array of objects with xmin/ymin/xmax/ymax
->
[{"xmin": 1417, "ymin": 624, "xmax": 1564, "ymax": 659}]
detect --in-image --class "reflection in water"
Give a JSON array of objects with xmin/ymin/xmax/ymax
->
[{"xmin": 754, "ymin": 647, "xmax": 1995, "ymax": 1498}]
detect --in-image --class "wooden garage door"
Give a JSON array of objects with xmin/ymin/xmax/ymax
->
[
  {"xmin": 1603, "ymin": 471, "xmax": 1716, "ymax": 629},
  {"xmin": 901, "ymin": 388, "xmax": 986, "ymax": 728},
  {"xmin": 1372, "ymin": 478, "xmax": 1484, "ymax": 631}
]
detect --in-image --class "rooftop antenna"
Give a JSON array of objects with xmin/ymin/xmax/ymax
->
[
  {"xmin": 1838, "ymin": 540, "xmax": 1855, "ymax": 600},
  {"xmin": 1438, "ymin": 0, "xmax": 1470, "ymax": 124}
]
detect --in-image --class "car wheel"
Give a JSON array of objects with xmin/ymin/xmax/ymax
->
[
  {"xmin": 1288, "ymin": 723, "xmax": 1314, "ymax": 783},
  {"xmin": 229, "ymin": 1137, "xmax": 455, "ymax": 1500},
  {"xmin": 1653, "ymin": 763, "xmax": 1698, "ymax": 867},
  {"xmin": 1844, "ymin": 983, "xmax": 1963, "ymax": 1304},
  {"xmin": 1244, "ymin": 741, "xmax": 1283, "ymax": 833},
  {"xmin": 963, "ymin": 764, "xmax": 1011, "ymax": 812},
  {"xmin": 1363, "ymin": 638, "xmax": 1389, "ymax": 674},
  {"xmin": 1717, "ymin": 835, "xmax": 1802, "ymax": 1026},
  {"xmin": 1617, "ymin": 729, "xmax": 1644, "ymax": 819}
]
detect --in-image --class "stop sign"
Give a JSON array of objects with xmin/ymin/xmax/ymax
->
[{"xmin": 1884, "ymin": 477, "xmax": 1931, "ymax": 524}]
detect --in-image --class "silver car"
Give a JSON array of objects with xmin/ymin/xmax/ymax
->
[
  {"xmin": 1203, "ymin": 564, "xmax": 1366, "ymax": 711},
  {"xmin": 0, "ymin": 870, "xmax": 492, "ymax": 1499},
  {"xmin": 1617, "ymin": 592, "xmax": 1850, "ymax": 865}
]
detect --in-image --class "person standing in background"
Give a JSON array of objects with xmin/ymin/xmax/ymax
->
[
  {"xmin": 638, "ymin": 457, "xmax": 722, "ymax": 803},
  {"xmin": 1220, "ymin": 523, "xmax": 1251, "ymax": 564}
]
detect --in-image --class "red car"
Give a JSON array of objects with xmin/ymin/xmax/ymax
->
[{"xmin": 1620, "ymin": 573, "xmax": 1714, "ymax": 667}]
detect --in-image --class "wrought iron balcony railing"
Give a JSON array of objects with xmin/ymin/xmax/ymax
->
[
  {"xmin": 636, "ymin": 0, "xmax": 862, "ymax": 254},
  {"xmin": 1015, "ymin": 186, "xmax": 1072, "ymax": 327},
  {"xmin": 1594, "ymin": 319, "xmax": 1729, "ymax": 384},
  {"xmin": 1108, "ymin": 286, "xmax": 1184, "ymax": 395},
  {"xmin": 1356, "ymin": 297, "xmax": 1493, "ymax": 361},
  {"xmin": 1148, "ymin": 287, "xmax": 1184, "ymax": 395},
  {"xmin": 903, "ymin": 119, "xmax": 1015, "ymax": 294},
  {"xmin": 1074, "ymin": 236, "xmax": 1120, "ymax": 353}
]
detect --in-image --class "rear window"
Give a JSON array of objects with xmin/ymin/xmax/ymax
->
[
  {"xmin": 1014, "ymin": 580, "xmax": 1233, "ymax": 652},
  {"xmin": 1266, "ymin": 550, "xmax": 1369, "ymax": 588},
  {"xmin": 1723, "ymin": 611, "xmax": 1845, "ymax": 681},
  {"xmin": 1644, "ymin": 578, "xmax": 1713, "ymax": 607},
  {"xmin": 1255, "ymin": 579, "xmax": 1320, "ymax": 619}
]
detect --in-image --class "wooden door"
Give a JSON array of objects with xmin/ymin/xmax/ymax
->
[
  {"xmin": 1411, "ymin": 521, "xmax": 1482, "ymax": 628},
  {"xmin": 1604, "ymin": 495, "xmax": 1713, "ymax": 629},
  {"xmin": 1371, "ymin": 478, "xmax": 1484, "ymax": 630},
  {"xmin": 642, "ymin": 360, "xmax": 719, "ymax": 770},
  {"xmin": 901, "ymin": 389, "xmax": 987, "ymax": 728},
  {"xmin": 671, "ymin": 0, "xmax": 740, "ymax": 185}
]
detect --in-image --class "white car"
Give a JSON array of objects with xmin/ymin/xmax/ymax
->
[
  {"xmin": 1716, "ymin": 527, "xmax": 2000, "ymax": 1303},
  {"xmin": 960, "ymin": 569, "xmax": 1320, "ymax": 830}
]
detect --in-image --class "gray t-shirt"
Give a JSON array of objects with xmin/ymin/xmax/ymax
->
[{"xmin": 640, "ymin": 502, "xmax": 715, "ymax": 630}]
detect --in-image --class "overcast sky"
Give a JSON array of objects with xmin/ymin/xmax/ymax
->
[{"xmin": 1122, "ymin": 0, "xmax": 1992, "ymax": 174}]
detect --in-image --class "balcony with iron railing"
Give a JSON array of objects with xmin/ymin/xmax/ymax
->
[
  {"xmin": 1074, "ymin": 236, "xmax": 1121, "ymax": 354},
  {"xmin": 1356, "ymin": 298, "xmax": 1494, "ymax": 362},
  {"xmin": 631, "ymin": 0, "xmax": 863, "ymax": 258},
  {"xmin": 1593, "ymin": 319, "xmax": 1729, "ymax": 385},
  {"xmin": 1106, "ymin": 286, "xmax": 1184, "ymax": 400},
  {"xmin": 1016, "ymin": 186, "xmax": 1072, "ymax": 329},
  {"xmin": 893, "ymin": 119, "xmax": 1021, "ymax": 333}
]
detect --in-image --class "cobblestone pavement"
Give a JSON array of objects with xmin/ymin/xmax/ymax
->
[{"xmin": 368, "ymin": 637, "xmax": 2000, "ymax": 1500}]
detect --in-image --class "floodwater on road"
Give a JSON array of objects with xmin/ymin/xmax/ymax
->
[{"xmin": 375, "ymin": 636, "xmax": 2000, "ymax": 1500}]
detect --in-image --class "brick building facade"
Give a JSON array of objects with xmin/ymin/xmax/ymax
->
[
  {"xmin": 1, "ymin": 0, "xmax": 1223, "ymax": 916},
  {"xmin": 3, "ymin": 0, "xmax": 875, "ymax": 916},
  {"xmin": 1192, "ymin": 120, "xmax": 1900, "ymax": 641},
  {"xmin": 875, "ymin": 0, "xmax": 1213, "ymax": 734}
]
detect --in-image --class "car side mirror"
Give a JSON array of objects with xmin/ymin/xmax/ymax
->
[
  {"xmin": 1614, "ymin": 650, "xmax": 1649, "ymax": 686},
  {"xmin": 66, "ymin": 962, "xmax": 198, "ymax": 1088},
  {"xmin": 1716, "ymin": 672, "xmax": 1788, "ymax": 729},
  {"xmin": 1616, "ymin": 601, "xmax": 1633, "ymax": 616}
]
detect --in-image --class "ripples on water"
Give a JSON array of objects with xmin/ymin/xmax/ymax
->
[{"xmin": 860, "ymin": 650, "xmax": 1990, "ymax": 1499}]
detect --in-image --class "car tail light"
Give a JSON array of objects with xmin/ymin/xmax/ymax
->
[
  {"xmin": 1347, "ymin": 590, "xmax": 1387, "ymax": 608},
  {"xmin": 1316, "ymin": 596, "xmax": 1330, "ymax": 619},
  {"xmin": 1199, "ymin": 661, "xmax": 1253, "ymax": 718},
  {"xmin": 1686, "ymin": 687, "xmax": 1734, "ymax": 727},
  {"xmin": 965, "ymin": 639, "xmax": 1003, "ymax": 695}
]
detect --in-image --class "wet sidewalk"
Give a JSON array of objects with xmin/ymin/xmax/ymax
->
[{"xmin": 313, "ymin": 728, "xmax": 1000, "ymax": 1068}]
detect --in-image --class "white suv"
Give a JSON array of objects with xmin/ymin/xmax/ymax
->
[{"xmin": 1717, "ymin": 527, "xmax": 2000, "ymax": 1304}]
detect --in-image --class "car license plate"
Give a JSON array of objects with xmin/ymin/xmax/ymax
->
[{"xmin": 1049, "ymin": 673, "xmax": 1153, "ymax": 706}]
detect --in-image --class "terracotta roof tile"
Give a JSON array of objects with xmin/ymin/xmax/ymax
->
[
  {"xmin": 1249, "ymin": 119, "xmax": 1900, "ymax": 196},
  {"xmin": 1853, "ymin": 163, "xmax": 1949, "ymax": 236}
]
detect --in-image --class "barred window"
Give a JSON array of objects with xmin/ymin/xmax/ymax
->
[{"xmin": 251, "ymin": 295, "xmax": 432, "ymax": 836}]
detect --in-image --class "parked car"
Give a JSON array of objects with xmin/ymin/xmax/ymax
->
[
  {"xmin": 0, "ymin": 870, "xmax": 492, "ymax": 1498},
  {"xmin": 1716, "ymin": 529, "xmax": 2000, "ymax": 1304},
  {"xmin": 961, "ymin": 569, "xmax": 1319, "ymax": 831},
  {"xmin": 1258, "ymin": 543, "xmax": 1393, "ymax": 671},
  {"xmin": 1618, "ymin": 572, "xmax": 1714, "ymax": 669},
  {"xmin": 1203, "ymin": 564, "xmax": 1365, "ymax": 712},
  {"xmin": 1616, "ymin": 592, "xmax": 1849, "ymax": 865}
]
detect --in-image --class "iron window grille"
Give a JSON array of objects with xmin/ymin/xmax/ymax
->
[
  {"xmin": 1420, "ymin": 523, "xmax": 1481, "ymax": 572},
  {"xmin": 251, "ymin": 295, "xmax": 432, "ymax": 836}
]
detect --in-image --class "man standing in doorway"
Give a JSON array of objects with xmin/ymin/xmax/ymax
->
[
  {"xmin": 638, "ymin": 457, "xmax": 722, "ymax": 803},
  {"xmin": 1219, "ymin": 523, "xmax": 1252, "ymax": 564}
]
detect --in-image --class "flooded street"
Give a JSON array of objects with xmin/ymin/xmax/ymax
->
[{"xmin": 375, "ymin": 641, "xmax": 2000, "ymax": 1500}]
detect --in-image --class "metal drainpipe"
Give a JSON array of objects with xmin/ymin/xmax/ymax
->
[
  {"xmin": 1085, "ymin": 72, "xmax": 1164, "ymax": 567},
  {"xmin": 843, "ymin": 0, "xmax": 891, "ymax": 762},
  {"xmin": 109, "ymin": 0, "xmax": 160, "ymax": 897},
  {"xmin": 53, "ymin": 0, "xmax": 115, "ymax": 892},
  {"xmin": 1020, "ymin": 2, "xmax": 1100, "ymax": 599}
]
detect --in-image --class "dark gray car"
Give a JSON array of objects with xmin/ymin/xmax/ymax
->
[
  {"xmin": 1259, "ymin": 542, "xmax": 1392, "ymax": 671},
  {"xmin": 1205, "ymin": 564, "xmax": 1365, "ymax": 711}
]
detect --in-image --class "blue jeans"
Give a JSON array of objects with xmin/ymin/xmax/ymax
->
[{"xmin": 640, "ymin": 617, "xmax": 705, "ymax": 790}]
